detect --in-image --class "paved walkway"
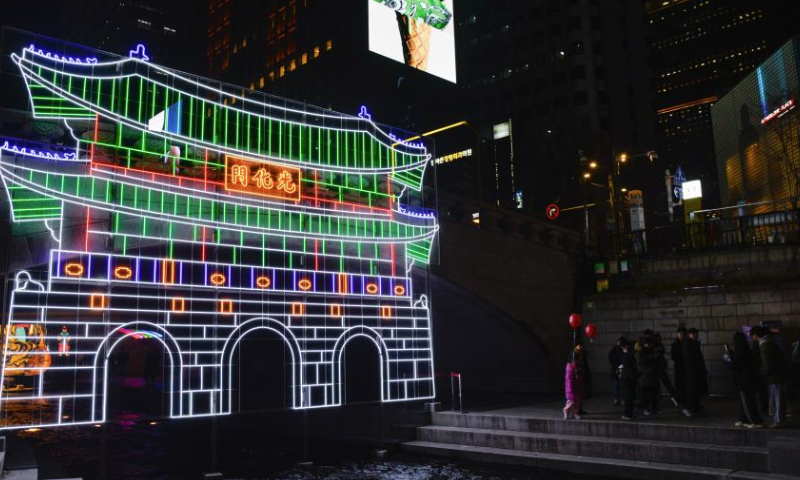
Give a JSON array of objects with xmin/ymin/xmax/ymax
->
[{"xmin": 466, "ymin": 394, "xmax": 800, "ymax": 430}]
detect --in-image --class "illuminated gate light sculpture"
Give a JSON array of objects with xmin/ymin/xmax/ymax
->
[{"xmin": 0, "ymin": 42, "xmax": 438, "ymax": 429}]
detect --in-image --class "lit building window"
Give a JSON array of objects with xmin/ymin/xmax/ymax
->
[
  {"xmin": 313, "ymin": 46, "xmax": 320, "ymax": 58},
  {"xmin": 289, "ymin": 59, "xmax": 296, "ymax": 71},
  {"xmin": 280, "ymin": 66, "xmax": 285, "ymax": 77},
  {"xmin": 301, "ymin": 53, "xmax": 307, "ymax": 65},
  {"xmin": 326, "ymin": 39, "xmax": 332, "ymax": 51},
  {"xmin": 259, "ymin": 77, "xmax": 265, "ymax": 88}
]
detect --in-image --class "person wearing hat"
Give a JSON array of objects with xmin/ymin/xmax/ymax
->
[
  {"xmin": 682, "ymin": 328, "xmax": 708, "ymax": 417},
  {"xmin": 618, "ymin": 338, "xmax": 639, "ymax": 420},
  {"xmin": 671, "ymin": 327, "xmax": 687, "ymax": 407}
]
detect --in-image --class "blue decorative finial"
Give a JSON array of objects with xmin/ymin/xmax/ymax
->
[
  {"xmin": 357, "ymin": 105, "xmax": 372, "ymax": 121},
  {"xmin": 129, "ymin": 44, "xmax": 150, "ymax": 61}
]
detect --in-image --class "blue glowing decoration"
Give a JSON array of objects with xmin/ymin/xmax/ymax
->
[
  {"xmin": 26, "ymin": 44, "xmax": 97, "ymax": 65},
  {"xmin": 129, "ymin": 44, "xmax": 150, "ymax": 61},
  {"xmin": 397, "ymin": 205, "xmax": 437, "ymax": 219},
  {"xmin": 757, "ymin": 68, "xmax": 768, "ymax": 117},
  {"xmin": 388, "ymin": 133, "xmax": 424, "ymax": 149},
  {"xmin": 1, "ymin": 141, "xmax": 77, "ymax": 160},
  {"xmin": 358, "ymin": 105, "xmax": 372, "ymax": 121}
]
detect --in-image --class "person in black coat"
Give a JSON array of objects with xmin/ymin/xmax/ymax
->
[
  {"xmin": 724, "ymin": 331, "xmax": 763, "ymax": 427},
  {"xmin": 618, "ymin": 338, "xmax": 638, "ymax": 420},
  {"xmin": 683, "ymin": 328, "xmax": 709, "ymax": 417},
  {"xmin": 608, "ymin": 337, "xmax": 626, "ymax": 405},
  {"xmin": 637, "ymin": 336, "xmax": 660, "ymax": 415},
  {"xmin": 671, "ymin": 327, "xmax": 687, "ymax": 406},
  {"xmin": 653, "ymin": 333, "xmax": 680, "ymax": 408}
]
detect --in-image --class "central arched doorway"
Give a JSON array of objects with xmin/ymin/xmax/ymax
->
[{"xmin": 229, "ymin": 328, "xmax": 295, "ymax": 413}]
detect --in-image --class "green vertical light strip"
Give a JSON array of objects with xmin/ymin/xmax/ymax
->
[{"xmin": 245, "ymin": 111, "xmax": 251, "ymax": 153}]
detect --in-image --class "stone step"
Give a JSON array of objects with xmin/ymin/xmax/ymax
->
[
  {"xmin": 430, "ymin": 411, "xmax": 800, "ymax": 447},
  {"xmin": 402, "ymin": 441, "xmax": 792, "ymax": 480},
  {"xmin": 417, "ymin": 425, "xmax": 767, "ymax": 471}
]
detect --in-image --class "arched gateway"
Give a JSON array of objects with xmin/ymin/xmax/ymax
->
[{"xmin": 0, "ymin": 37, "xmax": 439, "ymax": 429}]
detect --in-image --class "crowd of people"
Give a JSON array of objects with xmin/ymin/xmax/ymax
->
[{"xmin": 563, "ymin": 325, "xmax": 799, "ymax": 428}]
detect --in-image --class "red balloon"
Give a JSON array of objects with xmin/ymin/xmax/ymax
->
[
  {"xmin": 585, "ymin": 323, "xmax": 598, "ymax": 340},
  {"xmin": 569, "ymin": 313, "xmax": 582, "ymax": 330}
]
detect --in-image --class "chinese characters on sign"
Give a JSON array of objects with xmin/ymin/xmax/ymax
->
[{"xmin": 225, "ymin": 155, "xmax": 301, "ymax": 201}]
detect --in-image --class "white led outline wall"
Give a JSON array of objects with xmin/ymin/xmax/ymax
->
[{"xmin": 0, "ymin": 40, "xmax": 438, "ymax": 429}]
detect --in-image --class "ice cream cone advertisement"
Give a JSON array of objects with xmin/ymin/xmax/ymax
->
[{"xmin": 369, "ymin": 0, "xmax": 456, "ymax": 83}]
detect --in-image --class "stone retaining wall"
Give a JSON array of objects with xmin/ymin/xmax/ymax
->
[{"xmin": 582, "ymin": 285, "xmax": 800, "ymax": 395}]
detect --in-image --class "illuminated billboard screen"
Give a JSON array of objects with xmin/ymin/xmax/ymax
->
[{"xmin": 368, "ymin": 0, "xmax": 457, "ymax": 83}]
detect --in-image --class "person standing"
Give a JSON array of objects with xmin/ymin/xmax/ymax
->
[
  {"xmin": 652, "ymin": 333, "xmax": 679, "ymax": 407},
  {"xmin": 724, "ymin": 331, "xmax": 763, "ymax": 428},
  {"xmin": 671, "ymin": 327, "xmax": 687, "ymax": 407},
  {"xmin": 637, "ymin": 336, "xmax": 660, "ymax": 415},
  {"xmin": 573, "ymin": 341, "xmax": 593, "ymax": 414},
  {"xmin": 618, "ymin": 338, "xmax": 638, "ymax": 420},
  {"xmin": 608, "ymin": 337, "xmax": 626, "ymax": 405},
  {"xmin": 563, "ymin": 356, "xmax": 585, "ymax": 420},
  {"xmin": 751, "ymin": 326, "xmax": 791, "ymax": 428},
  {"xmin": 683, "ymin": 328, "xmax": 708, "ymax": 417}
]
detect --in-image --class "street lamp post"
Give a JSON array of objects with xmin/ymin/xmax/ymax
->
[
  {"xmin": 579, "ymin": 151, "xmax": 598, "ymax": 256},
  {"xmin": 612, "ymin": 149, "xmax": 658, "ymax": 239}
]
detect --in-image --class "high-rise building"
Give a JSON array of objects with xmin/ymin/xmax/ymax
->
[
  {"xmin": 205, "ymin": 0, "xmax": 470, "ymax": 200},
  {"xmin": 206, "ymin": 1, "xmax": 460, "ymax": 130},
  {"xmin": 646, "ymin": 0, "xmax": 800, "ymax": 208},
  {"xmin": 712, "ymin": 37, "xmax": 800, "ymax": 213},
  {"xmin": 63, "ymin": 0, "xmax": 206, "ymax": 73},
  {"xmin": 456, "ymin": 0, "xmax": 656, "ymax": 223}
]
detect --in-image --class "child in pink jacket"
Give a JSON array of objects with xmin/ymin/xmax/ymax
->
[{"xmin": 564, "ymin": 357, "xmax": 585, "ymax": 419}]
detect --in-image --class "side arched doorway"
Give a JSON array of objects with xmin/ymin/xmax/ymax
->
[
  {"xmin": 93, "ymin": 323, "xmax": 181, "ymax": 422},
  {"xmin": 333, "ymin": 328, "xmax": 389, "ymax": 405}
]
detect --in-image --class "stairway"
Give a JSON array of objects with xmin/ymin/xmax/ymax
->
[{"xmin": 402, "ymin": 407, "xmax": 800, "ymax": 480}]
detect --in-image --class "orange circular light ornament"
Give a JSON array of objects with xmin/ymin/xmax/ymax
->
[
  {"xmin": 298, "ymin": 279, "xmax": 312, "ymax": 291},
  {"xmin": 114, "ymin": 266, "xmax": 133, "ymax": 280},
  {"xmin": 366, "ymin": 283, "xmax": 379, "ymax": 294},
  {"xmin": 64, "ymin": 263, "xmax": 84, "ymax": 277},
  {"xmin": 394, "ymin": 285, "xmax": 406, "ymax": 296},
  {"xmin": 256, "ymin": 276, "xmax": 271, "ymax": 288},
  {"xmin": 210, "ymin": 273, "xmax": 226, "ymax": 286}
]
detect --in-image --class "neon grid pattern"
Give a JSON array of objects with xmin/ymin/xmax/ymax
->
[{"xmin": 0, "ymin": 40, "xmax": 438, "ymax": 429}]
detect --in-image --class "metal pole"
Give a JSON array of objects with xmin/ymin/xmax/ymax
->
[
  {"xmin": 302, "ymin": 408, "xmax": 308, "ymax": 462},
  {"xmin": 583, "ymin": 178, "xmax": 590, "ymax": 256},
  {"xmin": 379, "ymin": 400, "xmax": 385, "ymax": 450},
  {"xmin": 665, "ymin": 169, "xmax": 674, "ymax": 223},
  {"xmin": 450, "ymin": 372, "xmax": 455, "ymax": 411},
  {"xmin": 458, "ymin": 375, "xmax": 463, "ymax": 414}
]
